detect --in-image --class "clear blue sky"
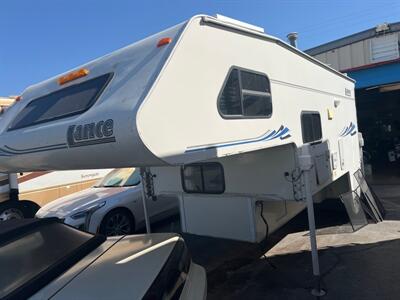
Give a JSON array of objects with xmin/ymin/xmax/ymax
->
[{"xmin": 1, "ymin": 0, "xmax": 400, "ymax": 96}]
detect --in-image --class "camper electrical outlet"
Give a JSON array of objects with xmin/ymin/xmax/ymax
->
[{"xmin": 0, "ymin": 15, "xmax": 362, "ymax": 243}]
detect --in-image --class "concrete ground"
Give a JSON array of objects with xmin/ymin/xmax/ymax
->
[{"xmin": 153, "ymin": 183, "xmax": 400, "ymax": 299}]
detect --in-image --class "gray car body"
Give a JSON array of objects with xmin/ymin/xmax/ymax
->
[{"xmin": 29, "ymin": 233, "xmax": 206, "ymax": 300}]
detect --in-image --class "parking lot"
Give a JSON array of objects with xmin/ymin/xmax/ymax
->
[
  {"xmin": 152, "ymin": 183, "xmax": 400, "ymax": 299},
  {"xmin": 2, "ymin": 4, "xmax": 400, "ymax": 299}
]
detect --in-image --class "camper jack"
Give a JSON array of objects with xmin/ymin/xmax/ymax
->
[{"xmin": 299, "ymin": 149, "xmax": 325, "ymax": 296}]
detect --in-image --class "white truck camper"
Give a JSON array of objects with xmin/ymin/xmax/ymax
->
[
  {"xmin": 0, "ymin": 15, "xmax": 370, "ymax": 292},
  {"xmin": 0, "ymin": 14, "xmax": 362, "ymax": 231}
]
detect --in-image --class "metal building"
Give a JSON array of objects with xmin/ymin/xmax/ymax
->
[{"xmin": 306, "ymin": 22, "xmax": 400, "ymax": 181}]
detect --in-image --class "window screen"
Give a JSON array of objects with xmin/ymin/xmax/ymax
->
[
  {"xmin": 9, "ymin": 73, "xmax": 112, "ymax": 130},
  {"xmin": 218, "ymin": 68, "xmax": 272, "ymax": 118},
  {"xmin": 301, "ymin": 112, "xmax": 322, "ymax": 143},
  {"xmin": 182, "ymin": 163, "xmax": 225, "ymax": 194}
]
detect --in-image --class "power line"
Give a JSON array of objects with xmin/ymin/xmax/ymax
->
[
  {"xmin": 299, "ymin": 8, "xmax": 400, "ymax": 45},
  {"xmin": 294, "ymin": 4, "xmax": 389, "ymax": 33}
]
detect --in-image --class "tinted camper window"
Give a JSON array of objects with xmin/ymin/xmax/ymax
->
[
  {"xmin": 301, "ymin": 112, "xmax": 322, "ymax": 143},
  {"xmin": 9, "ymin": 73, "xmax": 112, "ymax": 130},
  {"xmin": 181, "ymin": 163, "xmax": 225, "ymax": 194},
  {"xmin": 219, "ymin": 69, "xmax": 242, "ymax": 115},
  {"xmin": 218, "ymin": 68, "xmax": 272, "ymax": 118}
]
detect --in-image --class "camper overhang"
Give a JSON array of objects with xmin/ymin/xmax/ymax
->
[{"xmin": 0, "ymin": 14, "xmax": 355, "ymax": 174}]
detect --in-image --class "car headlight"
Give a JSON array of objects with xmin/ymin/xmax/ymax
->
[{"xmin": 70, "ymin": 202, "xmax": 106, "ymax": 220}]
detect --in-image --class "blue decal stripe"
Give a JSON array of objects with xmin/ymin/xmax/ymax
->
[
  {"xmin": 4, "ymin": 143, "xmax": 67, "ymax": 153},
  {"xmin": 340, "ymin": 122, "xmax": 357, "ymax": 137},
  {"xmin": 347, "ymin": 123, "xmax": 355, "ymax": 135},
  {"xmin": 186, "ymin": 125, "xmax": 290, "ymax": 153},
  {"xmin": 340, "ymin": 126, "xmax": 348, "ymax": 136},
  {"xmin": 0, "ymin": 145, "xmax": 68, "ymax": 155},
  {"xmin": 187, "ymin": 130, "xmax": 272, "ymax": 152},
  {"xmin": 275, "ymin": 127, "xmax": 289, "ymax": 138},
  {"xmin": 343, "ymin": 122, "xmax": 353, "ymax": 136}
]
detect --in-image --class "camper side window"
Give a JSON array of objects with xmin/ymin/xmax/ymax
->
[
  {"xmin": 301, "ymin": 112, "xmax": 322, "ymax": 143},
  {"xmin": 218, "ymin": 68, "xmax": 272, "ymax": 118},
  {"xmin": 181, "ymin": 163, "xmax": 225, "ymax": 194}
]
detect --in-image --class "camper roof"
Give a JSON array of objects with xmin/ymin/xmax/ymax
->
[
  {"xmin": 202, "ymin": 15, "xmax": 354, "ymax": 83},
  {"xmin": 19, "ymin": 15, "xmax": 352, "ymax": 98},
  {"xmin": 0, "ymin": 15, "xmax": 355, "ymax": 173}
]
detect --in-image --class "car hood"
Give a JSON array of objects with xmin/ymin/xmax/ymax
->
[
  {"xmin": 31, "ymin": 233, "xmax": 180, "ymax": 300},
  {"xmin": 36, "ymin": 186, "xmax": 138, "ymax": 218}
]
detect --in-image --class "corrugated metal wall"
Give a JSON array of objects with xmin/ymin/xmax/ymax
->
[{"xmin": 312, "ymin": 32, "xmax": 400, "ymax": 71}]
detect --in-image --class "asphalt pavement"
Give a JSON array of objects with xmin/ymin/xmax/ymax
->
[{"xmin": 153, "ymin": 183, "xmax": 400, "ymax": 299}]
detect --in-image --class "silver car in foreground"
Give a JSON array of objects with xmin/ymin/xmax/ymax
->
[
  {"xmin": 0, "ymin": 218, "xmax": 207, "ymax": 300},
  {"xmin": 36, "ymin": 168, "xmax": 178, "ymax": 236}
]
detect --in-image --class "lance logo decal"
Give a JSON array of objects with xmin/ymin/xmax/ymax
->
[{"xmin": 67, "ymin": 119, "xmax": 116, "ymax": 147}]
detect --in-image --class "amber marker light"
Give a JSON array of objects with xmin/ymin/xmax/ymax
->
[
  {"xmin": 58, "ymin": 68, "xmax": 89, "ymax": 85},
  {"xmin": 157, "ymin": 37, "xmax": 172, "ymax": 47}
]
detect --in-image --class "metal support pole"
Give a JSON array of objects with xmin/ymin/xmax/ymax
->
[
  {"xmin": 8, "ymin": 173, "xmax": 19, "ymax": 201},
  {"xmin": 140, "ymin": 168, "xmax": 151, "ymax": 234},
  {"xmin": 299, "ymin": 153, "xmax": 326, "ymax": 297}
]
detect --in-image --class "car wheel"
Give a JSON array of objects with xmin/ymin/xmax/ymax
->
[
  {"xmin": 0, "ymin": 202, "xmax": 25, "ymax": 221},
  {"xmin": 19, "ymin": 200, "xmax": 41, "ymax": 218},
  {"xmin": 99, "ymin": 209, "xmax": 135, "ymax": 236}
]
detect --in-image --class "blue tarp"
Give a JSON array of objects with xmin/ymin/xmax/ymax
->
[{"xmin": 347, "ymin": 61, "xmax": 400, "ymax": 89}]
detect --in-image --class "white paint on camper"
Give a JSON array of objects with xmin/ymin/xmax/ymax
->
[
  {"xmin": 0, "ymin": 15, "xmax": 362, "ymax": 242},
  {"xmin": 0, "ymin": 15, "xmax": 353, "ymax": 172}
]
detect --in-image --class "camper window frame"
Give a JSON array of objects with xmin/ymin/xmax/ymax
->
[
  {"xmin": 301, "ymin": 111, "xmax": 323, "ymax": 143},
  {"xmin": 217, "ymin": 66, "xmax": 272, "ymax": 119},
  {"xmin": 181, "ymin": 162, "xmax": 225, "ymax": 194},
  {"xmin": 8, "ymin": 73, "xmax": 114, "ymax": 131}
]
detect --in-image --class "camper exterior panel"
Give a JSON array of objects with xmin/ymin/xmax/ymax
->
[
  {"xmin": 0, "ymin": 22, "xmax": 187, "ymax": 172},
  {"xmin": 153, "ymin": 145, "xmax": 296, "ymax": 200},
  {"xmin": 138, "ymin": 15, "xmax": 360, "ymax": 242},
  {"xmin": 137, "ymin": 16, "xmax": 356, "ymax": 167},
  {"xmin": 0, "ymin": 15, "xmax": 362, "ymax": 243},
  {"xmin": 151, "ymin": 147, "xmax": 310, "ymax": 242}
]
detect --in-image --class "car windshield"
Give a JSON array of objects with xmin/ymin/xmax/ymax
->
[
  {"xmin": 0, "ymin": 219, "xmax": 105, "ymax": 299},
  {"xmin": 94, "ymin": 168, "xmax": 140, "ymax": 188}
]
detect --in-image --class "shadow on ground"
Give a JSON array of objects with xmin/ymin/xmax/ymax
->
[
  {"xmin": 152, "ymin": 184, "xmax": 400, "ymax": 299},
  {"xmin": 185, "ymin": 199, "xmax": 352, "ymax": 298},
  {"xmin": 208, "ymin": 238, "xmax": 400, "ymax": 300}
]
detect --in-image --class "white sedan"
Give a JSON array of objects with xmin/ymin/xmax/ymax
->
[{"xmin": 36, "ymin": 168, "xmax": 178, "ymax": 236}]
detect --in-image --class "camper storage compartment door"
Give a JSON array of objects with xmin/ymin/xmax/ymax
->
[{"xmin": 180, "ymin": 194, "xmax": 258, "ymax": 242}]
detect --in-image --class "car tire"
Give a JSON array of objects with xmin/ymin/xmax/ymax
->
[
  {"xmin": 19, "ymin": 200, "xmax": 41, "ymax": 218},
  {"xmin": 0, "ymin": 202, "xmax": 26, "ymax": 221},
  {"xmin": 99, "ymin": 208, "xmax": 135, "ymax": 236}
]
